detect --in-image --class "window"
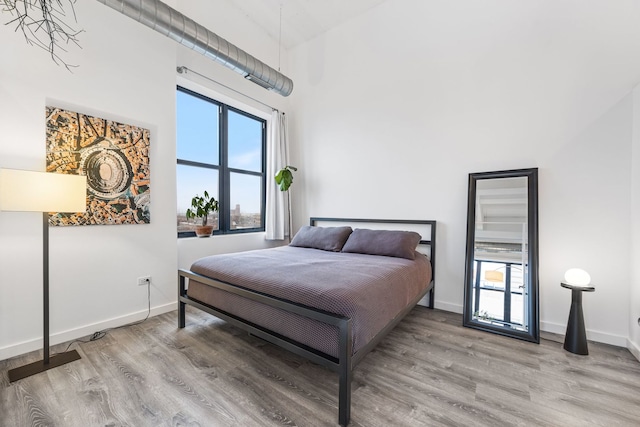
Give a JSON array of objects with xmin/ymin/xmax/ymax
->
[
  {"xmin": 177, "ymin": 86, "xmax": 266, "ymax": 237},
  {"xmin": 471, "ymin": 260, "xmax": 525, "ymax": 329}
]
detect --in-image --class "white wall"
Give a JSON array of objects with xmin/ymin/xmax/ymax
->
[
  {"xmin": 0, "ymin": 1, "xmax": 290, "ymax": 360},
  {"xmin": 288, "ymin": 0, "xmax": 640, "ymax": 346},
  {"xmin": 0, "ymin": 1, "xmax": 177, "ymax": 361},
  {"xmin": 539, "ymin": 95, "xmax": 631, "ymax": 344},
  {"xmin": 630, "ymin": 86, "xmax": 640, "ymax": 359}
]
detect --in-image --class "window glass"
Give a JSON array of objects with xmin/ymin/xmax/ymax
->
[
  {"xmin": 228, "ymin": 110, "xmax": 262, "ymax": 172},
  {"xmin": 229, "ymin": 172, "xmax": 262, "ymax": 230},
  {"xmin": 176, "ymin": 90, "xmax": 219, "ymax": 165},
  {"xmin": 176, "ymin": 164, "xmax": 219, "ymax": 233}
]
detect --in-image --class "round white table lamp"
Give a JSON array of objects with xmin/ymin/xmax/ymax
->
[
  {"xmin": 564, "ymin": 268, "xmax": 592, "ymax": 287},
  {"xmin": 561, "ymin": 268, "xmax": 595, "ymax": 355}
]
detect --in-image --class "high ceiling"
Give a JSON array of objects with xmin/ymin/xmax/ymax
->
[{"xmin": 221, "ymin": 0, "xmax": 389, "ymax": 49}]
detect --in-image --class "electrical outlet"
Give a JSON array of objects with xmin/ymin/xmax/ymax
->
[{"xmin": 137, "ymin": 276, "xmax": 151, "ymax": 286}]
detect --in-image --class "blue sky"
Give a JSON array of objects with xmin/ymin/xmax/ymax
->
[{"xmin": 176, "ymin": 90, "xmax": 263, "ymax": 214}]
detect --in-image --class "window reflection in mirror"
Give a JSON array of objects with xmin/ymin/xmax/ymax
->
[{"xmin": 463, "ymin": 169, "xmax": 539, "ymax": 343}]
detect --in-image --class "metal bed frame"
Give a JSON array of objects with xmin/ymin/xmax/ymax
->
[{"xmin": 178, "ymin": 218, "xmax": 436, "ymax": 426}]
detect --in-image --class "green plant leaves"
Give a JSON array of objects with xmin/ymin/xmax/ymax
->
[
  {"xmin": 185, "ymin": 191, "xmax": 219, "ymax": 226},
  {"xmin": 275, "ymin": 165, "xmax": 297, "ymax": 192}
]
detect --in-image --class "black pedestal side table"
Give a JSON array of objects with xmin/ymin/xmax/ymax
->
[{"xmin": 561, "ymin": 282, "xmax": 595, "ymax": 355}]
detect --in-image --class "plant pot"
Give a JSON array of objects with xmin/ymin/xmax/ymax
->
[{"xmin": 195, "ymin": 225, "xmax": 214, "ymax": 238}]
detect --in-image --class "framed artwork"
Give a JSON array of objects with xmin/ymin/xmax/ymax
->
[{"xmin": 45, "ymin": 106, "xmax": 151, "ymax": 226}]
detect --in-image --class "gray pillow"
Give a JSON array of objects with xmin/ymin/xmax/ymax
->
[
  {"xmin": 341, "ymin": 228, "xmax": 421, "ymax": 260},
  {"xmin": 289, "ymin": 226, "xmax": 353, "ymax": 252}
]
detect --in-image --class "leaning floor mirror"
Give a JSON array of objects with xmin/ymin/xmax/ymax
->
[{"xmin": 463, "ymin": 168, "xmax": 539, "ymax": 343}]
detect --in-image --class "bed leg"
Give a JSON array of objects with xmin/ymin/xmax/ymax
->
[
  {"xmin": 338, "ymin": 367, "xmax": 351, "ymax": 426},
  {"xmin": 429, "ymin": 287, "xmax": 435, "ymax": 309},
  {"xmin": 178, "ymin": 273, "xmax": 186, "ymax": 329},
  {"xmin": 338, "ymin": 319, "xmax": 352, "ymax": 426}
]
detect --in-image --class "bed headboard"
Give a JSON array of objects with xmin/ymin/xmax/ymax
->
[{"xmin": 309, "ymin": 217, "xmax": 437, "ymax": 293}]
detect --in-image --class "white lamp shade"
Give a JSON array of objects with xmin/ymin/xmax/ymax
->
[
  {"xmin": 0, "ymin": 168, "xmax": 87, "ymax": 213},
  {"xmin": 564, "ymin": 268, "xmax": 591, "ymax": 287}
]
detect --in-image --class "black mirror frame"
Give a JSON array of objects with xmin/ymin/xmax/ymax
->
[{"xmin": 462, "ymin": 168, "xmax": 540, "ymax": 343}]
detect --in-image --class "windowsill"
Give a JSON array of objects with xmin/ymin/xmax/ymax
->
[{"xmin": 178, "ymin": 228, "xmax": 266, "ymax": 239}]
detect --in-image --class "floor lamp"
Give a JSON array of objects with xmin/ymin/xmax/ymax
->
[{"xmin": 0, "ymin": 168, "xmax": 87, "ymax": 382}]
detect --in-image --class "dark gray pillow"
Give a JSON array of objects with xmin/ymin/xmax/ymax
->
[
  {"xmin": 341, "ymin": 228, "xmax": 421, "ymax": 260},
  {"xmin": 289, "ymin": 226, "xmax": 353, "ymax": 252}
]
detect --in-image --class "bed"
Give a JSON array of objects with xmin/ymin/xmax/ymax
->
[{"xmin": 178, "ymin": 218, "xmax": 436, "ymax": 426}]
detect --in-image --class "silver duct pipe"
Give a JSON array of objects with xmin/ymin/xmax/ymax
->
[{"xmin": 95, "ymin": 0, "xmax": 294, "ymax": 97}]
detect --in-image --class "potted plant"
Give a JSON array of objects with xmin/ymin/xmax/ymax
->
[
  {"xmin": 186, "ymin": 190, "xmax": 219, "ymax": 237},
  {"xmin": 274, "ymin": 165, "xmax": 297, "ymax": 241}
]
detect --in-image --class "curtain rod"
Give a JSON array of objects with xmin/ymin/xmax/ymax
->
[{"xmin": 176, "ymin": 66, "xmax": 281, "ymax": 113}]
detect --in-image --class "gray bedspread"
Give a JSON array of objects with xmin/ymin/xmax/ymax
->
[{"xmin": 187, "ymin": 245, "xmax": 432, "ymax": 358}]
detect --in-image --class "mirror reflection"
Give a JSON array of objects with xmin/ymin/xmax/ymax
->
[
  {"xmin": 464, "ymin": 169, "xmax": 539, "ymax": 343},
  {"xmin": 472, "ymin": 176, "xmax": 528, "ymax": 330}
]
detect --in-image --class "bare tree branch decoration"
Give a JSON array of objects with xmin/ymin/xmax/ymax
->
[{"xmin": 2, "ymin": 0, "xmax": 82, "ymax": 70}]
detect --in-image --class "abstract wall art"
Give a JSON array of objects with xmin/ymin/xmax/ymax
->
[{"xmin": 45, "ymin": 106, "xmax": 151, "ymax": 226}]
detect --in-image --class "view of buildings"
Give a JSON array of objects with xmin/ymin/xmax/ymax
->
[{"xmin": 177, "ymin": 204, "xmax": 261, "ymax": 232}]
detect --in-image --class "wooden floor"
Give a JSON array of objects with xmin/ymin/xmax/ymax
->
[{"xmin": 2, "ymin": 306, "xmax": 640, "ymax": 427}]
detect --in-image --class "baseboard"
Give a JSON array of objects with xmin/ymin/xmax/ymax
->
[
  {"xmin": 628, "ymin": 338, "xmax": 640, "ymax": 362},
  {"xmin": 416, "ymin": 301, "xmax": 631, "ymax": 349},
  {"xmin": 540, "ymin": 320, "xmax": 628, "ymax": 348},
  {"xmin": 434, "ymin": 301, "xmax": 464, "ymax": 314},
  {"xmin": 423, "ymin": 304, "xmax": 623, "ymax": 347},
  {"xmin": 417, "ymin": 308, "xmax": 628, "ymax": 348},
  {"xmin": 4, "ymin": 302, "xmax": 633, "ymax": 361},
  {"xmin": 416, "ymin": 297, "xmax": 463, "ymax": 314},
  {"xmin": 0, "ymin": 302, "xmax": 176, "ymax": 362}
]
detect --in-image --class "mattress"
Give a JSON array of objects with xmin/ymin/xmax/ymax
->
[{"xmin": 187, "ymin": 245, "xmax": 432, "ymax": 358}]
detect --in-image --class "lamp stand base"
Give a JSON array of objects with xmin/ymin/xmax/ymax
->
[{"xmin": 8, "ymin": 350, "xmax": 81, "ymax": 382}]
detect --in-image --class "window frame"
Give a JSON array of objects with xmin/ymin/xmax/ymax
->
[{"xmin": 177, "ymin": 85, "xmax": 267, "ymax": 238}]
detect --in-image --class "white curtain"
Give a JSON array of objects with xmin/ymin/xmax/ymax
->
[{"xmin": 265, "ymin": 110, "xmax": 289, "ymax": 240}]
